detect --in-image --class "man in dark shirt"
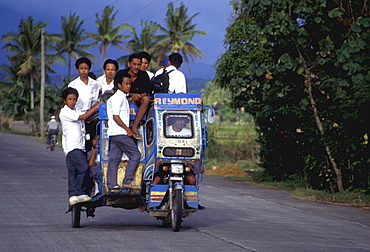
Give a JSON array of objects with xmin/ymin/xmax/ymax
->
[{"xmin": 122, "ymin": 53, "xmax": 151, "ymax": 139}]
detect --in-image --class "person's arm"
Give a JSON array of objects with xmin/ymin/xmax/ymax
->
[
  {"xmin": 129, "ymin": 92, "xmax": 142, "ymax": 102},
  {"xmin": 113, "ymin": 115, "xmax": 133, "ymax": 137},
  {"xmin": 88, "ymin": 147, "xmax": 97, "ymax": 167},
  {"xmin": 78, "ymin": 102, "xmax": 101, "ymax": 121}
]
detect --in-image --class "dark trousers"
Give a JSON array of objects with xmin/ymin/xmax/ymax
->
[
  {"xmin": 107, "ymin": 135, "xmax": 141, "ymax": 189},
  {"xmin": 46, "ymin": 129, "xmax": 58, "ymax": 144},
  {"xmin": 66, "ymin": 149, "xmax": 89, "ymax": 197}
]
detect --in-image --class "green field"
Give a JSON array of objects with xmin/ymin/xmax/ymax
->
[{"xmin": 205, "ymin": 122, "xmax": 260, "ymax": 170}]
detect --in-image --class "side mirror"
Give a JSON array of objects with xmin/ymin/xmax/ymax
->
[{"xmin": 203, "ymin": 105, "xmax": 215, "ymax": 124}]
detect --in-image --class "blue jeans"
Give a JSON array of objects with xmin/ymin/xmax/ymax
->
[
  {"xmin": 107, "ymin": 135, "xmax": 141, "ymax": 189},
  {"xmin": 66, "ymin": 149, "xmax": 89, "ymax": 197}
]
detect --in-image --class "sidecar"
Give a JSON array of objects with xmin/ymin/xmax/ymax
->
[{"xmin": 69, "ymin": 93, "xmax": 214, "ymax": 232}]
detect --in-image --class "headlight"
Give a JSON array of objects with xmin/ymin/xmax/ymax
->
[{"xmin": 171, "ymin": 164, "xmax": 184, "ymax": 174}]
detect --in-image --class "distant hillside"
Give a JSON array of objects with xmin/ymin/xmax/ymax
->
[
  {"xmin": 187, "ymin": 78, "xmax": 212, "ymax": 93},
  {"xmin": 176, "ymin": 61, "xmax": 216, "ymax": 93},
  {"xmin": 181, "ymin": 62, "xmax": 216, "ymax": 79},
  {"xmin": 3, "ymin": 61, "xmax": 216, "ymax": 93}
]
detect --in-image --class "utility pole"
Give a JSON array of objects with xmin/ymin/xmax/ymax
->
[{"xmin": 40, "ymin": 28, "xmax": 45, "ymax": 138}]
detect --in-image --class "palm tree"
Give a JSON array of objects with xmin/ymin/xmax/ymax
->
[
  {"xmin": 155, "ymin": 2, "xmax": 207, "ymax": 64},
  {"xmin": 57, "ymin": 12, "xmax": 95, "ymax": 81},
  {"xmin": 2, "ymin": 17, "xmax": 60, "ymax": 110},
  {"xmin": 0, "ymin": 60, "xmax": 29, "ymax": 119},
  {"xmin": 87, "ymin": 6, "xmax": 131, "ymax": 62},
  {"xmin": 122, "ymin": 20, "xmax": 162, "ymax": 70},
  {"xmin": 2, "ymin": 17, "xmax": 48, "ymax": 109}
]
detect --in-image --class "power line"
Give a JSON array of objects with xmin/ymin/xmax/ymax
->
[
  {"xmin": 82, "ymin": 0, "xmax": 120, "ymax": 21},
  {"xmin": 81, "ymin": 0, "xmax": 179, "ymax": 30},
  {"xmin": 115, "ymin": 0, "xmax": 179, "ymax": 28},
  {"xmin": 116, "ymin": 0, "xmax": 158, "ymax": 25},
  {"xmin": 138, "ymin": 0, "xmax": 179, "ymax": 28}
]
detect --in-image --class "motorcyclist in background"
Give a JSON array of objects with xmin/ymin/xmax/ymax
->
[{"xmin": 45, "ymin": 115, "xmax": 59, "ymax": 149}]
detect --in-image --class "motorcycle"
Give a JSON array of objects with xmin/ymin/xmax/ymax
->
[
  {"xmin": 50, "ymin": 134, "xmax": 57, "ymax": 151},
  {"xmin": 69, "ymin": 93, "xmax": 214, "ymax": 232}
]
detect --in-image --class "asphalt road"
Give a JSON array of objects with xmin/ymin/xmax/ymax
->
[{"xmin": 1, "ymin": 132, "xmax": 370, "ymax": 252}]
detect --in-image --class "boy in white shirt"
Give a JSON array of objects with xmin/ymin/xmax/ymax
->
[
  {"xmin": 154, "ymin": 53, "xmax": 187, "ymax": 94},
  {"xmin": 97, "ymin": 59, "xmax": 119, "ymax": 96},
  {"xmin": 68, "ymin": 57, "xmax": 100, "ymax": 114},
  {"xmin": 68, "ymin": 57, "xmax": 100, "ymax": 151},
  {"xmin": 106, "ymin": 70, "xmax": 141, "ymax": 192},
  {"xmin": 59, "ymin": 87, "xmax": 100, "ymax": 206}
]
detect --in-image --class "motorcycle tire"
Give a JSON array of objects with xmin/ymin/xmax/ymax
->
[{"xmin": 171, "ymin": 189, "xmax": 182, "ymax": 232}]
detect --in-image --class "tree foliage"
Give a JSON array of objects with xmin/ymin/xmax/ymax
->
[
  {"xmin": 215, "ymin": 0, "xmax": 370, "ymax": 192},
  {"xmin": 86, "ymin": 6, "xmax": 130, "ymax": 62},
  {"xmin": 0, "ymin": 2, "xmax": 207, "ymax": 126},
  {"xmin": 155, "ymin": 2, "xmax": 207, "ymax": 64},
  {"xmin": 122, "ymin": 20, "xmax": 162, "ymax": 71},
  {"xmin": 57, "ymin": 12, "xmax": 96, "ymax": 81},
  {"xmin": 2, "ymin": 17, "xmax": 60, "ymax": 112}
]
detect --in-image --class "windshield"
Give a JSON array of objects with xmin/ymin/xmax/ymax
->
[{"xmin": 163, "ymin": 113, "xmax": 193, "ymax": 138}]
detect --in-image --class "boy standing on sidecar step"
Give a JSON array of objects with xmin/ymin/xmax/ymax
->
[
  {"xmin": 106, "ymin": 70, "xmax": 141, "ymax": 192},
  {"xmin": 59, "ymin": 87, "xmax": 100, "ymax": 206}
]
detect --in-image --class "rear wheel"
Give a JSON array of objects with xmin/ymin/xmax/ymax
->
[
  {"xmin": 171, "ymin": 189, "xmax": 182, "ymax": 232},
  {"xmin": 50, "ymin": 137, "xmax": 56, "ymax": 151},
  {"xmin": 71, "ymin": 205, "xmax": 81, "ymax": 228}
]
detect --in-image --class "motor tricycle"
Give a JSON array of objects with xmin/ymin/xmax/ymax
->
[{"xmin": 69, "ymin": 93, "xmax": 214, "ymax": 232}]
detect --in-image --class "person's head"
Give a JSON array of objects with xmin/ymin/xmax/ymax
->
[
  {"xmin": 169, "ymin": 116, "xmax": 189, "ymax": 130},
  {"xmin": 75, "ymin": 57, "xmax": 91, "ymax": 78},
  {"xmin": 127, "ymin": 54, "xmax": 142, "ymax": 75},
  {"xmin": 92, "ymin": 134, "xmax": 100, "ymax": 148},
  {"xmin": 103, "ymin": 59, "xmax": 119, "ymax": 80},
  {"xmin": 168, "ymin": 53, "xmax": 183, "ymax": 68},
  {"xmin": 138, "ymin": 51, "xmax": 151, "ymax": 71},
  {"xmin": 161, "ymin": 57, "xmax": 169, "ymax": 68},
  {"xmin": 173, "ymin": 117, "xmax": 188, "ymax": 129},
  {"xmin": 51, "ymin": 115, "xmax": 56, "ymax": 120},
  {"xmin": 62, "ymin": 87, "xmax": 79, "ymax": 109},
  {"xmin": 114, "ymin": 70, "xmax": 131, "ymax": 94}
]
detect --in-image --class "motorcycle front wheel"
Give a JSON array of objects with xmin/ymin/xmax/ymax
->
[{"xmin": 171, "ymin": 188, "xmax": 182, "ymax": 232}]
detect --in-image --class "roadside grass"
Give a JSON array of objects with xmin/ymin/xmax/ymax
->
[
  {"xmin": 206, "ymin": 165, "xmax": 370, "ymax": 211},
  {"xmin": 206, "ymin": 122, "xmax": 370, "ymax": 210}
]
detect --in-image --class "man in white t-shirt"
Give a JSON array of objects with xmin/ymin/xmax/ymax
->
[
  {"xmin": 97, "ymin": 59, "xmax": 119, "ymax": 96},
  {"xmin": 154, "ymin": 53, "xmax": 187, "ymax": 94},
  {"xmin": 166, "ymin": 116, "xmax": 191, "ymax": 137}
]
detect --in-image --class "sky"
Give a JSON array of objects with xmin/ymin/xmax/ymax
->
[{"xmin": 0, "ymin": 0, "xmax": 234, "ymax": 77}]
